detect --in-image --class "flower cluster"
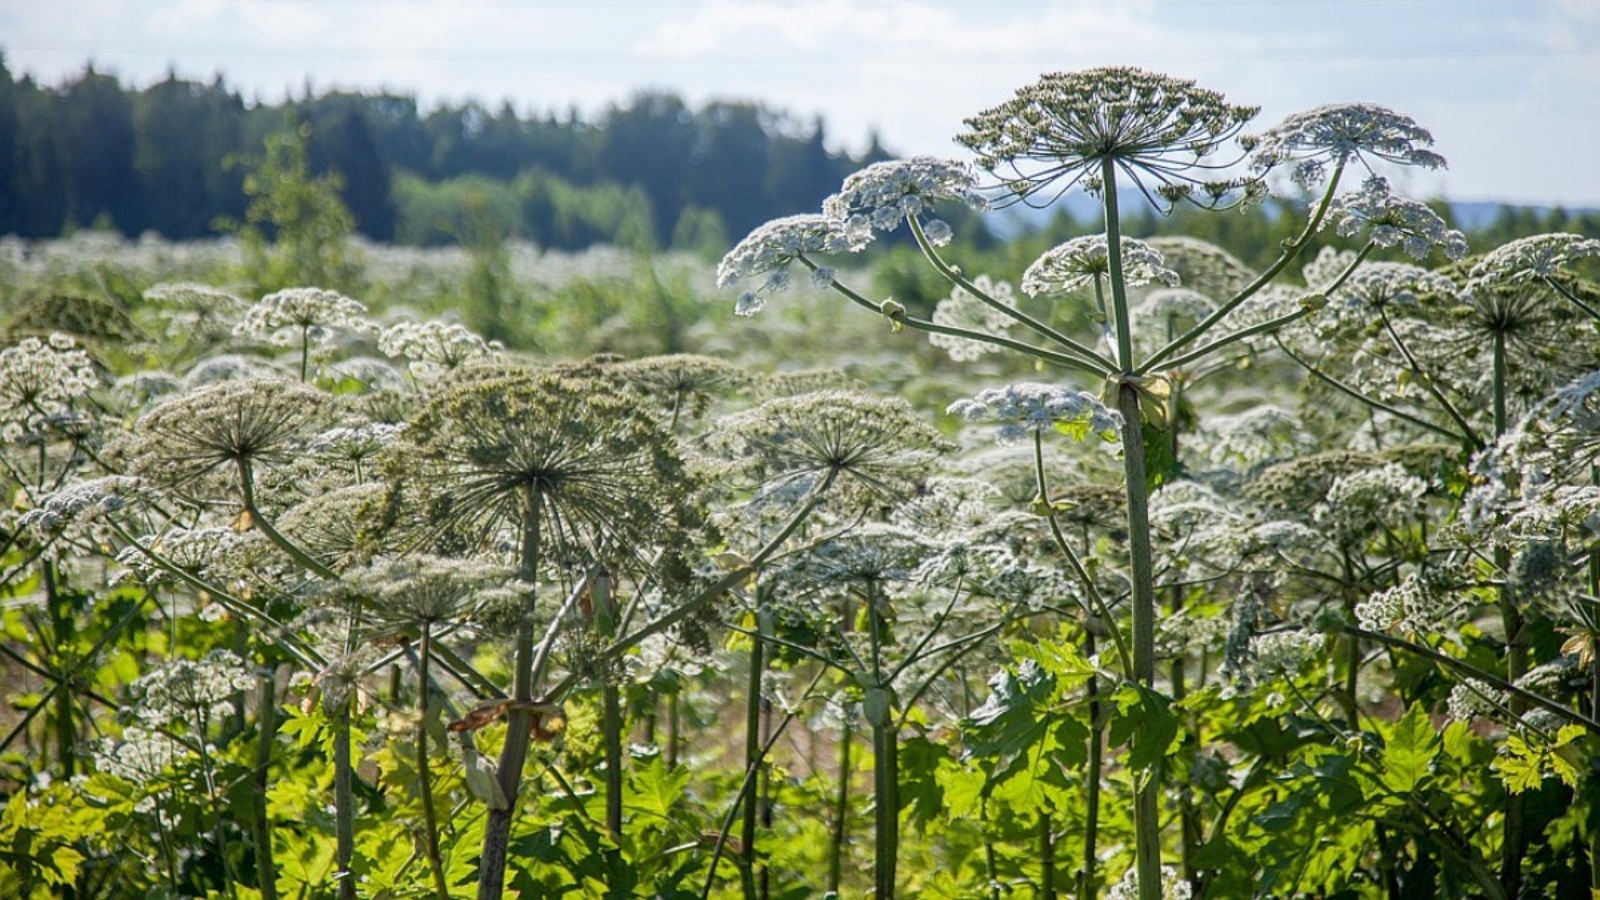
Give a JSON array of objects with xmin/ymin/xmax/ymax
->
[
  {"xmin": 130, "ymin": 650, "xmax": 257, "ymax": 727},
  {"xmin": 929, "ymin": 275, "xmax": 1020, "ymax": 362},
  {"xmin": 1144, "ymin": 235, "xmax": 1253, "ymax": 298},
  {"xmin": 947, "ymin": 382, "xmax": 1122, "ymax": 445},
  {"xmin": 1245, "ymin": 102, "xmax": 1446, "ymax": 189},
  {"xmin": 0, "ymin": 333, "xmax": 101, "ymax": 442},
  {"xmin": 1355, "ymin": 573, "xmax": 1456, "ymax": 636},
  {"xmin": 1246, "ymin": 629, "xmax": 1325, "ymax": 678},
  {"xmin": 958, "ymin": 66, "xmax": 1259, "ymax": 209},
  {"xmin": 1022, "ymin": 235, "xmax": 1181, "ymax": 297},
  {"xmin": 19, "ymin": 475, "xmax": 146, "ymax": 541},
  {"xmin": 1467, "ymin": 232, "xmax": 1600, "ymax": 286},
  {"xmin": 703, "ymin": 390, "xmax": 955, "ymax": 511},
  {"xmin": 1106, "ymin": 864, "xmax": 1192, "ymax": 900},
  {"xmin": 144, "ymin": 281, "xmax": 249, "ymax": 342},
  {"xmin": 378, "ymin": 320, "xmax": 501, "ymax": 380},
  {"xmin": 121, "ymin": 378, "xmax": 329, "ymax": 499},
  {"xmin": 821, "ymin": 155, "xmax": 987, "ymax": 240},
  {"xmin": 1323, "ymin": 177, "xmax": 1468, "ymax": 260},
  {"xmin": 117, "ymin": 526, "xmax": 249, "ymax": 585},
  {"xmin": 718, "ymin": 214, "xmax": 863, "ymax": 316},
  {"xmin": 234, "ymin": 287, "xmax": 373, "ymax": 347},
  {"xmin": 330, "ymin": 554, "xmax": 510, "ymax": 632},
  {"xmin": 1446, "ymin": 679, "xmax": 1506, "ymax": 724},
  {"xmin": 94, "ymin": 726, "xmax": 194, "ymax": 785},
  {"xmin": 1315, "ymin": 463, "xmax": 1427, "ymax": 542},
  {"xmin": 1317, "ymin": 261, "xmax": 1458, "ymax": 334}
]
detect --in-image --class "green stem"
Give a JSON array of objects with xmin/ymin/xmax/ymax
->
[
  {"xmin": 1542, "ymin": 275, "xmax": 1600, "ymax": 321},
  {"xmin": 1274, "ymin": 339, "xmax": 1469, "ymax": 445},
  {"xmin": 43, "ymin": 562, "xmax": 76, "ymax": 779},
  {"xmin": 1040, "ymin": 810, "xmax": 1057, "ymax": 900},
  {"xmin": 237, "ymin": 458, "xmax": 339, "ymax": 580},
  {"xmin": 866, "ymin": 580, "xmax": 898, "ymax": 900},
  {"xmin": 418, "ymin": 624, "xmax": 450, "ymax": 900},
  {"xmin": 1490, "ymin": 327, "xmax": 1524, "ymax": 898},
  {"xmin": 1141, "ymin": 161, "xmax": 1345, "ymax": 372},
  {"xmin": 908, "ymin": 215, "xmax": 1120, "ymax": 371},
  {"xmin": 252, "ymin": 670, "xmax": 280, "ymax": 900},
  {"xmin": 739, "ymin": 607, "xmax": 768, "ymax": 900},
  {"xmin": 1033, "ymin": 432, "xmax": 1133, "ymax": 676},
  {"xmin": 1377, "ymin": 308, "xmax": 1483, "ymax": 449},
  {"xmin": 478, "ymin": 489, "xmax": 543, "ymax": 900},
  {"xmin": 871, "ymin": 713, "xmax": 899, "ymax": 900},
  {"xmin": 807, "ymin": 257, "xmax": 1113, "ymax": 376},
  {"xmin": 829, "ymin": 716, "xmax": 852, "ymax": 895},
  {"xmin": 1346, "ymin": 626, "xmax": 1600, "ymax": 734},
  {"xmin": 1102, "ymin": 155, "xmax": 1163, "ymax": 900},
  {"xmin": 333, "ymin": 695, "xmax": 356, "ymax": 900},
  {"xmin": 1080, "ymin": 629, "xmax": 1103, "ymax": 900}
]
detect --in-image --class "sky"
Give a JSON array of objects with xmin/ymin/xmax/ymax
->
[{"xmin": 3, "ymin": 0, "xmax": 1599, "ymax": 209}]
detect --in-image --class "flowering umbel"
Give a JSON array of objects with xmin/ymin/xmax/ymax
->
[
  {"xmin": 1245, "ymin": 102, "xmax": 1447, "ymax": 189},
  {"xmin": 378, "ymin": 369, "xmax": 702, "ymax": 575},
  {"xmin": 956, "ymin": 66, "xmax": 1261, "ymax": 208}
]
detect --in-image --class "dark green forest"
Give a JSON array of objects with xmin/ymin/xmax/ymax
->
[
  {"xmin": 2, "ymin": 55, "xmax": 1598, "ymax": 257},
  {"xmin": 0, "ymin": 55, "xmax": 892, "ymax": 253}
]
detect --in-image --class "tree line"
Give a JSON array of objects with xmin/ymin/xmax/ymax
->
[
  {"xmin": 1, "ymin": 55, "xmax": 1596, "ymax": 258},
  {"xmin": 0, "ymin": 56, "xmax": 887, "ymax": 253}
]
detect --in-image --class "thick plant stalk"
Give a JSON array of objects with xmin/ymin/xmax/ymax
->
[
  {"xmin": 252, "ymin": 670, "xmax": 280, "ymax": 900},
  {"xmin": 43, "ymin": 562, "xmax": 77, "ymax": 779},
  {"xmin": 1101, "ymin": 156, "xmax": 1164, "ymax": 900},
  {"xmin": 592, "ymin": 569, "xmax": 625, "ymax": 847},
  {"xmin": 865, "ymin": 581, "xmax": 899, "ymax": 900},
  {"xmin": 828, "ymin": 715, "xmax": 853, "ymax": 895},
  {"xmin": 1079, "ymin": 630, "xmax": 1103, "ymax": 900},
  {"xmin": 870, "ymin": 713, "xmax": 899, "ymax": 900},
  {"xmin": 478, "ymin": 491, "xmax": 544, "ymax": 900},
  {"xmin": 333, "ymin": 696, "xmax": 356, "ymax": 900},
  {"xmin": 1039, "ymin": 812, "xmax": 1056, "ymax": 900},
  {"xmin": 739, "ymin": 612, "xmax": 767, "ymax": 900},
  {"xmin": 418, "ymin": 623, "xmax": 450, "ymax": 900},
  {"xmin": 1490, "ymin": 330, "xmax": 1527, "ymax": 898}
]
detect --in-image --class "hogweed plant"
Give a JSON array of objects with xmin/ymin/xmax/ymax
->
[
  {"xmin": 9, "ymin": 64, "xmax": 1600, "ymax": 900},
  {"xmin": 721, "ymin": 66, "xmax": 1477, "ymax": 899}
]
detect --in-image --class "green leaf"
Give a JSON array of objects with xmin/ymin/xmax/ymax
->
[
  {"xmin": 1109, "ymin": 683, "xmax": 1180, "ymax": 773},
  {"xmin": 1141, "ymin": 420, "xmax": 1179, "ymax": 489},
  {"xmin": 1494, "ymin": 734, "xmax": 1546, "ymax": 794},
  {"xmin": 1380, "ymin": 703, "xmax": 1439, "ymax": 793},
  {"xmin": 937, "ymin": 761, "xmax": 987, "ymax": 821},
  {"xmin": 629, "ymin": 756, "xmax": 689, "ymax": 822}
]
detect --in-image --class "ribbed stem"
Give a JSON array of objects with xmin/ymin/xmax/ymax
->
[{"xmin": 1103, "ymin": 156, "xmax": 1163, "ymax": 900}]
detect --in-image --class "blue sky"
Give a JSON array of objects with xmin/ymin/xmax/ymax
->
[{"xmin": 3, "ymin": 0, "xmax": 1598, "ymax": 207}]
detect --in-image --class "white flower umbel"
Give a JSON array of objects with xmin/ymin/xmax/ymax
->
[
  {"xmin": 1324, "ymin": 176, "xmax": 1468, "ymax": 260},
  {"xmin": 1467, "ymin": 232, "xmax": 1600, "ymax": 286},
  {"xmin": 0, "ymin": 333, "xmax": 101, "ymax": 442},
  {"xmin": 130, "ymin": 650, "xmax": 257, "ymax": 727},
  {"xmin": 377, "ymin": 320, "xmax": 501, "ymax": 381},
  {"xmin": 1246, "ymin": 102, "xmax": 1446, "ymax": 190},
  {"xmin": 957, "ymin": 66, "xmax": 1259, "ymax": 209},
  {"xmin": 947, "ymin": 382, "xmax": 1122, "ymax": 445},
  {"xmin": 1022, "ymin": 235, "xmax": 1180, "ymax": 298},
  {"xmin": 929, "ymin": 275, "xmax": 1021, "ymax": 362},
  {"xmin": 821, "ymin": 156, "xmax": 988, "ymax": 244},
  {"xmin": 1107, "ymin": 864, "xmax": 1192, "ymax": 900},
  {"xmin": 234, "ymin": 286, "xmax": 373, "ymax": 347},
  {"xmin": 718, "ymin": 214, "xmax": 864, "ymax": 316}
]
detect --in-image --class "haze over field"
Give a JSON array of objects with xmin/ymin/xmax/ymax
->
[{"xmin": 3, "ymin": 0, "xmax": 1599, "ymax": 208}]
